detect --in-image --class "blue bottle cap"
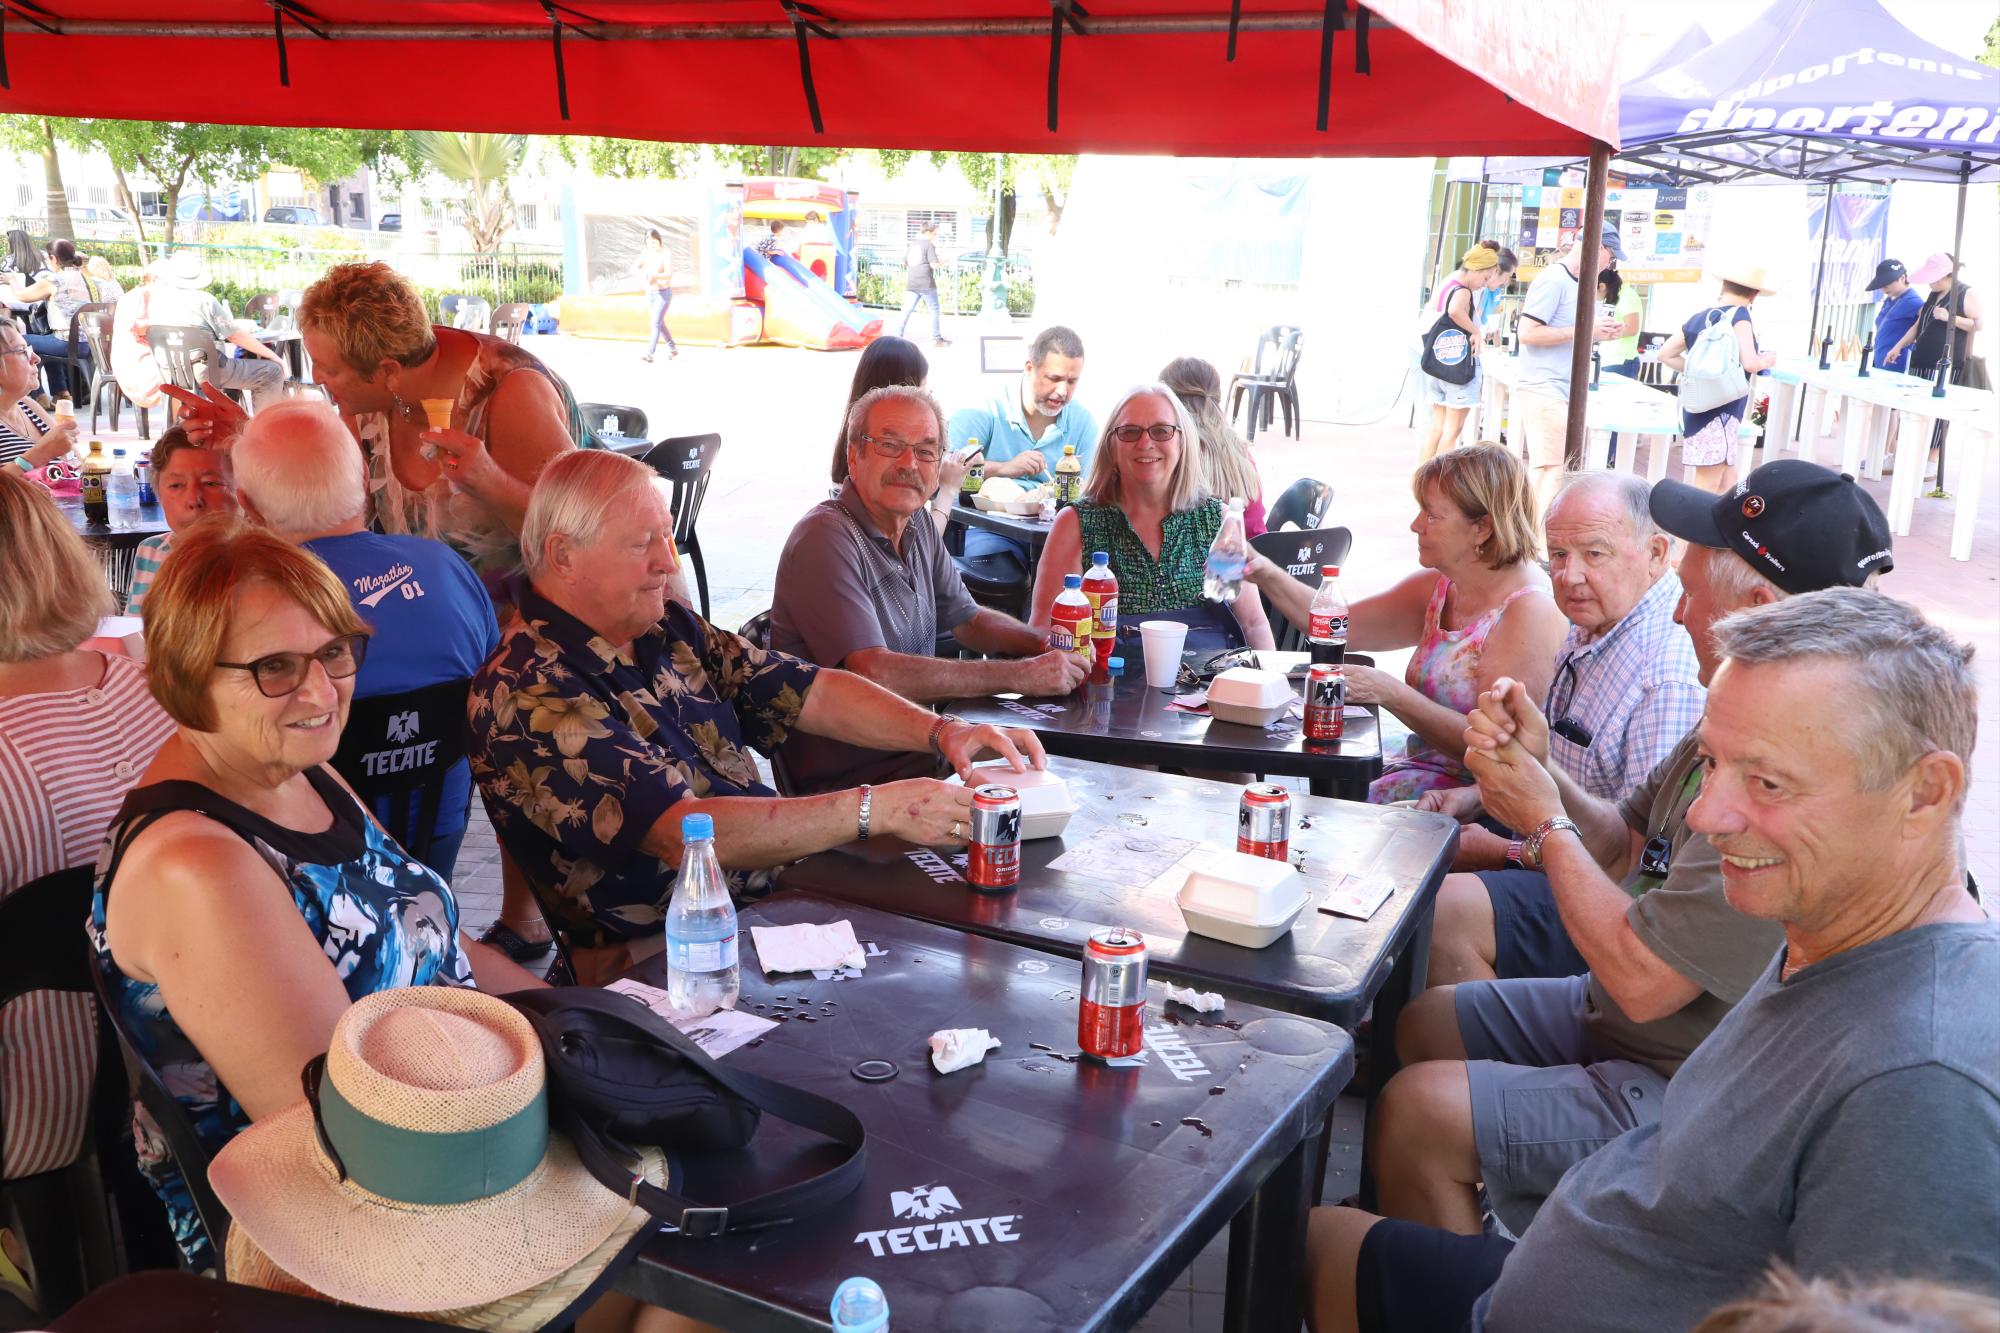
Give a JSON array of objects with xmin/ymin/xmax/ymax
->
[
  {"xmin": 1091, "ymin": 550, "xmax": 1109, "ymax": 565},
  {"xmin": 1107, "ymin": 656, "xmax": 1125, "ymax": 673},
  {"xmin": 1064, "ymin": 573, "xmax": 1082, "ymax": 588},
  {"xmin": 682, "ymin": 812, "xmax": 715, "ymax": 840}
]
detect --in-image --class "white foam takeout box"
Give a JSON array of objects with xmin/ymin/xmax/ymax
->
[
  {"xmin": 1167, "ymin": 846, "xmax": 1311, "ymax": 948},
  {"xmin": 948, "ymin": 761, "xmax": 1077, "ymax": 840},
  {"xmin": 1205, "ymin": 666, "xmax": 1295, "ymax": 728}
]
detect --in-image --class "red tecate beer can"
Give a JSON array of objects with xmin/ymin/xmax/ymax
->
[
  {"xmin": 1079, "ymin": 927, "xmax": 1148, "ymax": 1058},
  {"xmin": 1237, "ymin": 782, "xmax": 1293, "ymax": 861},
  {"xmin": 966, "ymin": 785, "xmax": 1022, "ymax": 890},
  {"xmin": 1304, "ymin": 662, "xmax": 1346, "ymax": 742}
]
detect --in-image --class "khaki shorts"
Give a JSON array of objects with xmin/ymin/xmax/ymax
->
[{"xmin": 1514, "ymin": 387, "xmax": 1569, "ymax": 469}]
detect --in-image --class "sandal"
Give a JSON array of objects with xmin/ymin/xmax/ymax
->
[{"xmin": 478, "ymin": 921, "xmax": 555, "ymax": 963}]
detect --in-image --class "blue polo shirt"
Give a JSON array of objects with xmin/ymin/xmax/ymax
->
[
  {"xmin": 947, "ymin": 376, "xmax": 1098, "ymax": 484},
  {"xmin": 1873, "ymin": 288, "xmax": 1923, "ymax": 372},
  {"xmin": 306, "ymin": 530, "xmax": 500, "ymax": 835}
]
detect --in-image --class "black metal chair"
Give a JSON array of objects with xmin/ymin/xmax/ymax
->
[
  {"xmin": 1248, "ymin": 526, "xmax": 1353, "ymax": 652},
  {"xmin": 1228, "ymin": 326, "xmax": 1304, "ymax": 441},
  {"xmin": 642, "ymin": 433, "xmax": 722, "ymax": 621},
  {"xmin": 1264, "ymin": 476, "xmax": 1333, "ymax": 532},
  {"xmin": 0, "ymin": 868, "xmax": 128, "ymax": 1313},
  {"xmin": 329, "ymin": 678, "xmax": 473, "ymax": 873}
]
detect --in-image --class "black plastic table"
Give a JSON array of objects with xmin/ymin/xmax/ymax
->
[
  {"xmin": 945, "ymin": 658, "xmax": 1384, "ymax": 801},
  {"xmin": 56, "ymin": 495, "xmax": 168, "ymax": 605},
  {"xmin": 949, "ymin": 499, "xmax": 1053, "ymax": 555},
  {"xmin": 615, "ymin": 892, "xmax": 1354, "ymax": 1333},
  {"xmin": 49, "ymin": 1271, "xmax": 437, "ymax": 1331}
]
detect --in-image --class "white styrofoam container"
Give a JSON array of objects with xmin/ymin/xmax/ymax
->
[
  {"xmin": 1172, "ymin": 846, "xmax": 1310, "ymax": 948},
  {"xmin": 950, "ymin": 762, "xmax": 1076, "ymax": 839},
  {"xmin": 1205, "ymin": 666, "xmax": 1295, "ymax": 728}
]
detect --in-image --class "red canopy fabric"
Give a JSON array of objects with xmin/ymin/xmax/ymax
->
[{"xmin": 0, "ymin": 1, "xmax": 1618, "ymax": 156}]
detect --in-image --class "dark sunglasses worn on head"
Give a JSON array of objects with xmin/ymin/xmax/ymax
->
[{"xmin": 215, "ymin": 632, "xmax": 370, "ymax": 699}]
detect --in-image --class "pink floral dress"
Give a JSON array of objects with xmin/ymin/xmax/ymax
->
[{"xmin": 1369, "ymin": 576, "xmax": 1547, "ymax": 804}]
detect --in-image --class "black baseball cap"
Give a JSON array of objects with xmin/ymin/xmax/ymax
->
[
  {"xmin": 1864, "ymin": 258, "xmax": 1906, "ymax": 291},
  {"xmin": 1649, "ymin": 459, "xmax": 1893, "ymax": 595}
]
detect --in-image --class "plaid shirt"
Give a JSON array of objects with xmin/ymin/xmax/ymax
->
[{"xmin": 1546, "ymin": 571, "xmax": 1705, "ymax": 802}]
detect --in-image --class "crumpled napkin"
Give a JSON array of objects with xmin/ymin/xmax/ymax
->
[
  {"xmin": 1163, "ymin": 983, "xmax": 1225, "ymax": 1014},
  {"xmin": 750, "ymin": 921, "xmax": 865, "ymax": 975},
  {"xmin": 929, "ymin": 1028, "xmax": 1002, "ymax": 1074}
]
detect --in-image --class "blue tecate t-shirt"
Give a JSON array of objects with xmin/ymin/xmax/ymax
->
[{"xmin": 306, "ymin": 531, "xmax": 500, "ymax": 835}]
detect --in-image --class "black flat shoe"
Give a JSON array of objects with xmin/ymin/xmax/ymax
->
[{"xmin": 478, "ymin": 921, "xmax": 554, "ymax": 962}]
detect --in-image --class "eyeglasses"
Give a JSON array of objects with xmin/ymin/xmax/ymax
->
[
  {"xmin": 858, "ymin": 432, "xmax": 944, "ymax": 467},
  {"xmin": 1110, "ymin": 423, "xmax": 1182, "ymax": 444},
  {"xmin": 0, "ymin": 345, "xmax": 31, "ymax": 359},
  {"xmin": 215, "ymin": 632, "xmax": 369, "ymax": 698},
  {"xmin": 302, "ymin": 1054, "xmax": 349, "ymax": 1182},
  {"xmin": 1545, "ymin": 652, "xmax": 1594, "ymax": 749}
]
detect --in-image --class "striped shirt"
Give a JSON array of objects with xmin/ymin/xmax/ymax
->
[
  {"xmin": 1545, "ymin": 571, "xmax": 1706, "ymax": 802},
  {"xmin": 125, "ymin": 532, "xmax": 172, "ymax": 616},
  {"xmin": 0, "ymin": 652, "xmax": 176, "ymax": 1177},
  {"xmin": 0, "ymin": 399, "xmax": 51, "ymax": 470}
]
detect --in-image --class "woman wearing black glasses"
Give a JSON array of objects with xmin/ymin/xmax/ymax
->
[
  {"xmin": 87, "ymin": 517, "xmax": 546, "ymax": 1274},
  {"xmin": 1029, "ymin": 382, "xmax": 1275, "ymax": 651}
]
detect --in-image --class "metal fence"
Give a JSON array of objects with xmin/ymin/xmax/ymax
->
[{"xmin": 852, "ymin": 245, "xmax": 1037, "ymax": 317}]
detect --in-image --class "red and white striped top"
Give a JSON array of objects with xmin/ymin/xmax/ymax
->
[{"xmin": 0, "ymin": 652, "xmax": 175, "ymax": 1178}]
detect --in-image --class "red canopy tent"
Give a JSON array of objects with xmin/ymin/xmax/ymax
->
[{"xmin": 0, "ymin": 1, "xmax": 1618, "ymax": 158}]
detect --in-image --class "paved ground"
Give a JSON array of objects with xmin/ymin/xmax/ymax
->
[{"xmin": 90, "ymin": 314, "xmax": 1997, "ymax": 1332}]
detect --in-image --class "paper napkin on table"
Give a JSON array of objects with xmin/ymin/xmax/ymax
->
[
  {"xmin": 929, "ymin": 1028, "xmax": 1002, "ymax": 1074},
  {"xmin": 750, "ymin": 920, "xmax": 866, "ymax": 975},
  {"xmin": 1163, "ymin": 983, "xmax": 1225, "ymax": 1014}
]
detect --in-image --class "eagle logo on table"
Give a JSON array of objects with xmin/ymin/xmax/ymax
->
[{"xmin": 891, "ymin": 1185, "xmax": 961, "ymax": 1221}]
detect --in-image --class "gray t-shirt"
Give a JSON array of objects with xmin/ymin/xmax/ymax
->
[
  {"xmin": 1515, "ymin": 261, "xmax": 1579, "ymax": 400},
  {"xmin": 1581, "ymin": 728, "xmax": 1785, "ymax": 1074},
  {"xmin": 1478, "ymin": 920, "xmax": 2000, "ymax": 1332},
  {"xmin": 143, "ymin": 284, "xmax": 236, "ymax": 344},
  {"xmin": 770, "ymin": 482, "xmax": 979, "ymax": 792}
]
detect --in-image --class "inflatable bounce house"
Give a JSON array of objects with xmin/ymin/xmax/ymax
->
[{"xmin": 554, "ymin": 176, "xmax": 882, "ymax": 350}]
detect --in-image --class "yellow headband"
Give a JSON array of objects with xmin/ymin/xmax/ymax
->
[{"xmin": 1461, "ymin": 245, "xmax": 1499, "ymax": 272}]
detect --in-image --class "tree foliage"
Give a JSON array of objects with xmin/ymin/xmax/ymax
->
[{"xmin": 410, "ymin": 131, "xmax": 528, "ymax": 256}]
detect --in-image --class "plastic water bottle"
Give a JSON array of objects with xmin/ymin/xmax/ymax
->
[
  {"xmin": 665, "ymin": 813, "xmax": 739, "ymax": 1018},
  {"xmin": 830, "ymin": 1276, "xmax": 889, "ymax": 1333},
  {"xmin": 1308, "ymin": 565, "xmax": 1349, "ymax": 666},
  {"xmin": 108, "ymin": 448, "xmax": 139, "ymax": 512},
  {"xmin": 1203, "ymin": 497, "xmax": 1249, "ymax": 603}
]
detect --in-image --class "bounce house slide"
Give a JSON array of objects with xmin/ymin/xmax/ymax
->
[{"xmin": 743, "ymin": 248, "xmax": 881, "ymax": 350}]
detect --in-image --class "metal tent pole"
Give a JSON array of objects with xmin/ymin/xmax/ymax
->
[
  {"xmin": 1928, "ymin": 158, "xmax": 1972, "ymax": 497},
  {"xmin": 1563, "ymin": 140, "xmax": 1611, "ymax": 471},
  {"xmin": 1794, "ymin": 182, "xmax": 1837, "ymax": 444}
]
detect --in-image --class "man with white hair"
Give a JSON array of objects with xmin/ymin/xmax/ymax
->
[
  {"xmin": 232, "ymin": 399, "xmax": 499, "ymax": 880},
  {"xmin": 469, "ymin": 449, "xmax": 1046, "ymax": 982},
  {"xmin": 1307, "ymin": 587, "xmax": 1996, "ymax": 1333},
  {"xmin": 772, "ymin": 384, "xmax": 1086, "ymax": 793},
  {"xmin": 1366, "ymin": 460, "xmax": 1893, "ymax": 1242},
  {"xmin": 1423, "ymin": 470, "xmax": 1704, "ymax": 985}
]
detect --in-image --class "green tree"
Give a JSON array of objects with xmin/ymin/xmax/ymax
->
[
  {"xmin": 0, "ymin": 117, "xmax": 76, "ymax": 241},
  {"xmin": 410, "ymin": 131, "xmax": 528, "ymax": 255},
  {"xmin": 1981, "ymin": 15, "xmax": 1999, "ymax": 66}
]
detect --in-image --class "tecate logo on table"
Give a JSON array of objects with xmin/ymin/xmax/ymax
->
[{"xmin": 853, "ymin": 1183, "xmax": 1024, "ymax": 1257}]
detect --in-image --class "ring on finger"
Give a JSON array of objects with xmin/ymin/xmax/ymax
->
[{"xmin": 950, "ymin": 821, "xmax": 963, "ymax": 839}]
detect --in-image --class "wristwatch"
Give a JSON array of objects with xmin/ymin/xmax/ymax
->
[
  {"xmin": 928, "ymin": 713, "xmax": 962, "ymax": 757},
  {"xmin": 1505, "ymin": 839, "xmax": 1526, "ymax": 869},
  {"xmin": 856, "ymin": 784, "xmax": 873, "ymax": 842},
  {"xmin": 1520, "ymin": 815, "xmax": 1580, "ymax": 870}
]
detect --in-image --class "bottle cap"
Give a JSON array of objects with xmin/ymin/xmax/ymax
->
[
  {"xmin": 682, "ymin": 812, "xmax": 715, "ymax": 841},
  {"xmin": 1323, "ymin": 564, "xmax": 1340, "ymax": 577},
  {"xmin": 1107, "ymin": 656, "xmax": 1125, "ymax": 672},
  {"xmin": 1063, "ymin": 573, "xmax": 1082, "ymax": 588},
  {"xmin": 1091, "ymin": 550, "xmax": 1109, "ymax": 565},
  {"xmin": 1227, "ymin": 496, "xmax": 1245, "ymax": 510}
]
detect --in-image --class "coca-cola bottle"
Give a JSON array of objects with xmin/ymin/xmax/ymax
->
[{"xmin": 1308, "ymin": 565, "xmax": 1348, "ymax": 666}]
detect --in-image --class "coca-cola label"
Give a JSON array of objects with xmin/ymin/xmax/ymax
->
[{"xmin": 1309, "ymin": 611, "xmax": 1347, "ymax": 642}]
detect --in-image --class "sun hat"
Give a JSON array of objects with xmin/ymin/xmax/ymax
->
[
  {"xmin": 1907, "ymin": 252, "xmax": 1954, "ymax": 285},
  {"xmin": 161, "ymin": 249, "xmax": 213, "ymax": 290},
  {"xmin": 1707, "ymin": 261, "xmax": 1778, "ymax": 296},
  {"xmin": 1648, "ymin": 458, "xmax": 1892, "ymax": 596},
  {"xmin": 209, "ymin": 986, "xmax": 667, "ymax": 1317}
]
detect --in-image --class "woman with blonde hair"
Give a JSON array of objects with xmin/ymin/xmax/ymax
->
[
  {"xmin": 1030, "ymin": 382, "xmax": 1274, "ymax": 651},
  {"xmin": 1417, "ymin": 242, "xmax": 1505, "ymax": 465},
  {"xmin": 1694, "ymin": 1266, "xmax": 2000, "ymax": 1333},
  {"xmin": 1160, "ymin": 355, "xmax": 1266, "ymax": 537},
  {"xmin": 1246, "ymin": 443, "xmax": 1563, "ymax": 803}
]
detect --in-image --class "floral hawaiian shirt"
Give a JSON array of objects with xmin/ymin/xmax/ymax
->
[{"xmin": 468, "ymin": 587, "xmax": 819, "ymax": 946}]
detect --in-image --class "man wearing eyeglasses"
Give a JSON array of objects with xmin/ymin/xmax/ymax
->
[
  {"xmin": 946, "ymin": 325, "xmax": 1097, "ymax": 566},
  {"xmin": 1358, "ymin": 460, "xmax": 1891, "ymax": 1244},
  {"xmin": 772, "ymin": 384, "xmax": 1088, "ymax": 793},
  {"xmin": 1422, "ymin": 472, "xmax": 1703, "ymax": 986}
]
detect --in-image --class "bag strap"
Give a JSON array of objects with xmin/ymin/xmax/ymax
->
[{"xmin": 506, "ymin": 989, "xmax": 867, "ymax": 1238}]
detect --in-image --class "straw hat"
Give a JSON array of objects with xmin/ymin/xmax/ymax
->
[
  {"xmin": 1707, "ymin": 261, "xmax": 1778, "ymax": 296},
  {"xmin": 209, "ymin": 987, "xmax": 664, "ymax": 1317}
]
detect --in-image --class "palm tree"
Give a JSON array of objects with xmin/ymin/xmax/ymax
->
[{"xmin": 410, "ymin": 131, "xmax": 526, "ymax": 255}]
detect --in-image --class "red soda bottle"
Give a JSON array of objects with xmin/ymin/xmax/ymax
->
[
  {"xmin": 1050, "ymin": 574, "xmax": 1094, "ymax": 667},
  {"xmin": 1081, "ymin": 551, "xmax": 1118, "ymax": 669}
]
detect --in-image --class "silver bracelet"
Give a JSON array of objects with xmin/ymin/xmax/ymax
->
[
  {"xmin": 857, "ymin": 784, "xmax": 872, "ymax": 841},
  {"xmin": 928, "ymin": 713, "xmax": 960, "ymax": 757}
]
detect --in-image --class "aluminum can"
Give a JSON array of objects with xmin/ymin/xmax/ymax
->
[
  {"xmin": 1079, "ymin": 926, "xmax": 1148, "ymax": 1058},
  {"xmin": 135, "ymin": 456, "xmax": 155, "ymax": 506},
  {"xmin": 1304, "ymin": 662, "xmax": 1346, "ymax": 742},
  {"xmin": 1237, "ymin": 782, "xmax": 1292, "ymax": 861},
  {"xmin": 966, "ymin": 784, "xmax": 1021, "ymax": 890}
]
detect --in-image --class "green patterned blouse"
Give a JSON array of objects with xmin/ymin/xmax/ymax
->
[{"xmin": 1074, "ymin": 498, "xmax": 1223, "ymax": 615}]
